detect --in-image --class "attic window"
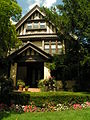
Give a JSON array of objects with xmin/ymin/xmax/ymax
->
[
  {"xmin": 40, "ymin": 22, "xmax": 46, "ymax": 29},
  {"xmin": 33, "ymin": 22, "xmax": 38, "ymax": 29},
  {"xmin": 27, "ymin": 23, "xmax": 32, "ymax": 29}
]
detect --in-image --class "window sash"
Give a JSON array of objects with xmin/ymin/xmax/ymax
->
[
  {"xmin": 45, "ymin": 45, "xmax": 49, "ymax": 49},
  {"xmin": 33, "ymin": 22, "xmax": 38, "ymax": 29},
  {"xmin": 27, "ymin": 23, "xmax": 32, "ymax": 29},
  {"xmin": 40, "ymin": 22, "xmax": 46, "ymax": 28},
  {"xmin": 58, "ymin": 45, "xmax": 62, "ymax": 49},
  {"xmin": 51, "ymin": 45, "xmax": 56, "ymax": 49}
]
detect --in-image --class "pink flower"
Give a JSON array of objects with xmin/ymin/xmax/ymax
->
[
  {"xmin": 73, "ymin": 104, "xmax": 82, "ymax": 110},
  {"xmin": 85, "ymin": 102, "xmax": 90, "ymax": 106}
]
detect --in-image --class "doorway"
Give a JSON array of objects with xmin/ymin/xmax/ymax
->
[{"xmin": 17, "ymin": 62, "xmax": 44, "ymax": 88}]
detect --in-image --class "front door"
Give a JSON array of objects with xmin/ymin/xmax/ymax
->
[
  {"xmin": 27, "ymin": 62, "xmax": 44, "ymax": 88},
  {"xmin": 17, "ymin": 62, "xmax": 44, "ymax": 88}
]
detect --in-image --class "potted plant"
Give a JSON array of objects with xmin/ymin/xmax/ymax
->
[
  {"xmin": 17, "ymin": 80, "xmax": 25, "ymax": 91},
  {"xmin": 25, "ymin": 86, "xmax": 29, "ymax": 91}
]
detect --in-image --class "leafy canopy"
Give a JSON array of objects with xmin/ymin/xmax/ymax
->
[
  {"xmin": 0, "ymin": 0, "xmax": 22, "ymax": 58},
  {"xmin": 41, "ymin": 0, "xmax": 90, "ymax": 43}
]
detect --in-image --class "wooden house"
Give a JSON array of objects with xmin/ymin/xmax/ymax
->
[{"xmin": 8, "ymin": 5, "xmax": 65, "ymax": 88}]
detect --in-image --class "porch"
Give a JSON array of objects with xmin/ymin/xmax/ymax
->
[{"xmin": 8, "ymin": 42, "xmax": 52, "ymax": 88}]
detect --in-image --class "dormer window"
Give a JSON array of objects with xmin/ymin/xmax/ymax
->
[
  {"xmin": 27, "ymin": 23, "xmax": 32, "ymax": 29},
  {"xmin": 40, "ymin": 22, "xmax": 46, "ymax": 29},
  {"xmin": 33, "ymin": 22, "xmax": 38, "ymax": 29}
]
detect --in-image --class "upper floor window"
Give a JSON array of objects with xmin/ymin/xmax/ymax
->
[
  {"xmin": 51, "ymin": 42, "xmax": 56, "ymax": 54},
  {"xmin": 58, "ymin": 41, "xmax": 63, "ymax": 54},
  {"xmin": 27, "ymin": 23, "xmax": 32, "ymax": 29},
  {"xmin": 44, "ymin": 42, "xmax": 49, "ymax": 53},
  {"xmin": 44, "ymin": 41, "xmax": 63, "ymax": 54},
  {"xmin": 27, "ymin": 21, "xmax": 46, "ymax": 30},
  {"xmin": 33, "ymin": 22, "xmax": 38, "ymax": 29},
  {"xmin": 40, "ymin": 22, "xmax": 46, "ymax": 29}
]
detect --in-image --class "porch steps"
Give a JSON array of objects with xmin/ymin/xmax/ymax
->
[{"xmin": 23, "ymin": 88, "xmax": 41, "ymax": 92}]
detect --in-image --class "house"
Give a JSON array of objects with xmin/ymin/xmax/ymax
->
[{"xmin": 8, "ymin": 5, "xmax": 65, "ymax": 88}]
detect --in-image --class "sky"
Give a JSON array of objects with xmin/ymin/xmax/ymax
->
[{"xmin": 17, "ymin": 0, "xmax": 63, "ymax": 16}]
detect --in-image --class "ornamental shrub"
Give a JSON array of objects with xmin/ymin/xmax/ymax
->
[{"xmin": 38, "ymin": 76, "xmax": 56, "ymax": 91}]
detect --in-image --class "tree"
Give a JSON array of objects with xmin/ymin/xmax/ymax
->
[
  {"xmin": 42, "ymin": 1, "xmax": 90, "ymax": 91},
  {"xmin": 57, "ymin": 0, "xmax": 90, "ymax": 44},
  {"xmin": 0, "ymin": 0, "xmax": 22, "ymax": 58},
  {"xmin": 42, "ymin": 0, "xmax": 90, "ymax": 44}
]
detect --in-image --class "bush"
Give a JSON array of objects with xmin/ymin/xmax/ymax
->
[
  {"xmin": 10, "ymin": 92, "xmax": 90, "ymax": 107},
  {"xmin": 38, "ymin": 76, "xmax": 56, "ymax": 91},
  {"xmin": 0, "ymin": 77, "xmax": 13, "ymax": 105},
  {"xmin": 17, "ymin": 80, "xmax": 25, "ymax": 87},
  {"xmin": 29, "ymin": 92, "xmax": 90, "ymax": 107},
  {"xmin": 11, "ymin": 92, "xmax": 30, "ymax": 105}
]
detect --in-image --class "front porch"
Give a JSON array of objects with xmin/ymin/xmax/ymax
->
[{"xmin": 8, "ymin": 42, "xmax": 52, "ymax": 88}]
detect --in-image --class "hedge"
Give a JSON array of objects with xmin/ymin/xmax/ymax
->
[{"xmin": 11, "ymin": 92, "xmax": 90, "ymax": 107}]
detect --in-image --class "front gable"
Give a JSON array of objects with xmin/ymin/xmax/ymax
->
[
  {"xmin": 16, "ymin": 5, "xmax": 45, "ymax": 29},
  {"xmin": 8, "ymin": 42, "xmax": 52, "ymax": 62},
  {"xmin": 16, "ymin": 5, "xmax": 57, "ymax": 35}
]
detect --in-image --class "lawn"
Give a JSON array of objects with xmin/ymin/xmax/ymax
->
[{"xmin": 1, "ymin": 108, "xmax": 90, "ymax": 120}]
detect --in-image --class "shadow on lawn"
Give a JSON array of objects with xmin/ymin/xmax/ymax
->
[
  {"xmin": 0, "ymin": 111, "xmax": 22, "ymax": 120},
  {"xmin": 0, "ymin": 111, "xmax": 10, "ymax": 120}
]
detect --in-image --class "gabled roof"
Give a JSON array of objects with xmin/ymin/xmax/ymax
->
[
  {"xmin": 16, "ymin": 5, "xmax": 45, "ymax": 30},
  {"xmin": 8, "ymin": 42, "xmax": 52, "ymax": 61}
]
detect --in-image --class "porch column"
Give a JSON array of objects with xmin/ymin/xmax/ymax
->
[
  {"xmin": 10, "ymin": 63, "xmax": 17, "ymax": 87},
  {"xmin": 42, "ymin": 40, "xmax": 44, "ymax": 50},
  {"xmin": 44, "ymin": 63, "xmax": 50, "ymax": 79}
]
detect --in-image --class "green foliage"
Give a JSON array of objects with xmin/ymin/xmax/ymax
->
[
  {"xmin": 16, "ymin": 92, "xmax": 90, "ymax": 107},
  {"xmin": 11, "ymin": 93, "xmax": 30, "ymax": 105},
  {"xmin": 38, "ymin": 77, "xmax": 56, "ymax": 91},
  {"xmin": 17, "ymin": 80, "xmax": 25, "ymax": 87},
  {"xmin": 9, "ymin": 92, "xmax": 90, "ymax": 107},
  {"xmin": 57, "ymin": 0, "xmax": 90, "ymax": 42},
  {"xmin": 0, "ymin": 77, "xmax": 13, "ymax": 104},
  {"xmin": 42, "ymin": 0, "xmax": 90, "ymax": 45},
  {"xmin": 41, "ymin": 3, "xmax": 90, "ymax": 91},
  {"xmin": 0, "ymin": 0, "xmax": 22, "ymax": 58}
]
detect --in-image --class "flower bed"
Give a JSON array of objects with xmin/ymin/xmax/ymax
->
[{"xmin": 0, "ymin": 101, "xmax": 90, "ymax": 113}]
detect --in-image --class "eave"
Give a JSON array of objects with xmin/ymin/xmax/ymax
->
[{"xmin": 8, "ymin": 42, "xmax": 52, "ymax": 62}]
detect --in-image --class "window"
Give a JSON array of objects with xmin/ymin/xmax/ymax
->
[
  {"xmin": 51, "ymin": 42, "xmax": 56, "ymax": 54},
  {"xmin": 44, "ymin": 42, "xmax": 49, "ymax": 53},
  {"xmin": 58, "ymin": 41, "xmax": 62, "ymax": 54},
  {"xmin": 33, "ymin": 22, "xmax": 38, "ymax": 29},
  {"xmin": 27, "ymin": 23, "xmax": 32, "ymax": 29},
  {"xmin": 40, "ymin": 22, "xmax": 46, "ymax": 29},
  {"xmin": 44, "ymin": 41, "xmax": 63, "ymax": 54}
]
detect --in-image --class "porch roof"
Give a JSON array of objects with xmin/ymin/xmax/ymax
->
[{"xmin": 8, "ymin": 42, "xmax": 52, "ymax": 62}]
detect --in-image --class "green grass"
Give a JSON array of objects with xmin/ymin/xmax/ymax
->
[{"xmin": 1, "ymin": 108, "xmax": 90, "ymax": 120}]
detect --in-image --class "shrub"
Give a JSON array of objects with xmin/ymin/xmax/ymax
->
[
  {"xmin": 29, "ymin": 92, "xmax": 90, "ymax": 107},
  {"xmin": 17, "ymin": 80, "xmax": 25, "ymax": 87},
  {"xmin": 11, "ymin": 92, "xmax": 30, "ymax": 105},
  {"xmin": 38, "ymin": 76, "xmax": 56, "ymax": 91},
  {"xmin": 0, "ymin": 77, "xmax": 13, "ymax": 105},
  {"xmin": 10, "ymin": 92, "xmax": 90, "ymax": 107}
]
